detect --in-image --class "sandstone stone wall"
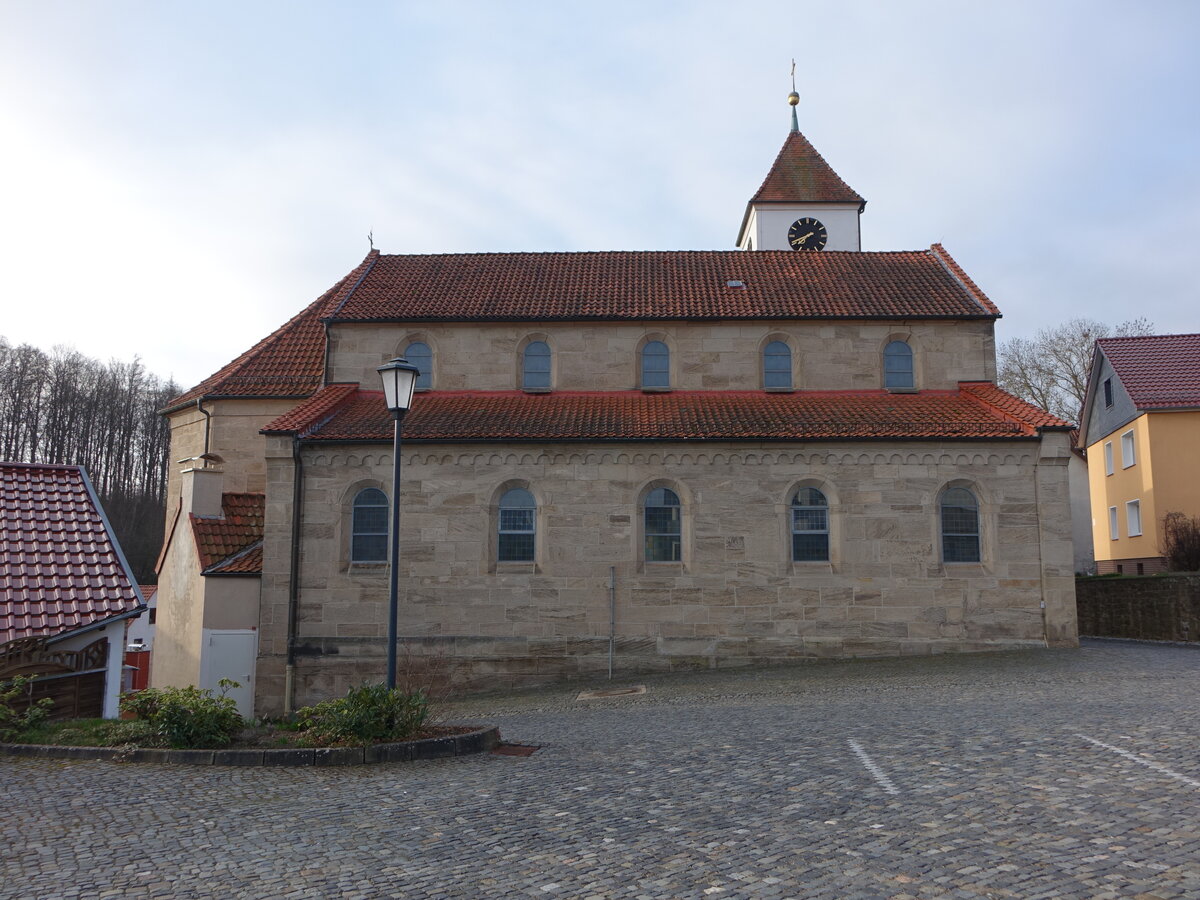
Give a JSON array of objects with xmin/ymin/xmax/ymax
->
[
  {"xmin": 326, "ymin": 319, "xmax": 997, "ymax": 393},
  {"xmin": 1076, "ymin": 574, "xmax": 1200, "ymax": 641},
  {"xmin": 254, "ymin": 433, "xmax": 1077, "ymax": 714}
]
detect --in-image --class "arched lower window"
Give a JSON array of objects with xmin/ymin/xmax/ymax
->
[
  {"xmin": 791, "ymin": 487, "xmax": 829, "ymax": 562},
  {"xmin": 498, "ymin": 488, "xmax": 536, "ymax": 562},
  {"xmin": 351, "ymin": 488, "xmax": 389, "ymax": 563},
  {"xmin": 522, "ymin": 340, "xmax": 551, "ymax": 390},
  {"xmin": 763, "ymin": 340, "xmax": 792, "ymax": 389},
  {"xmin": 941, "ymin": 487, "xmax": 980, "ymax": 562},
  {"xmin": 641, "ymin": 340, "xmax": 670, "ymax": 389},
  {"xmin": 405, "ymin": 342, "xmax": 432, "ymax": 390},
  {"xmin": 884, "ymin": 341, "xmax": 914, "ymax": 389},
  {"xmin": 644, "ymin": 487, "xmax": 681, "ymax": 562}
]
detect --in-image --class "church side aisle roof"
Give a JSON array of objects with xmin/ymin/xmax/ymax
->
[
  {"xmin": 748, "ymin": 130, "xmax": 865, "ymax": 206},
  {"xmin": 263, "ymin": 385, "xmax": 1069, "ymax": 444}
]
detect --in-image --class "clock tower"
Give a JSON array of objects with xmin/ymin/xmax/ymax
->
[{"xmin": 736, "ymin": 94, "xmax": 865, "ymax": 252}]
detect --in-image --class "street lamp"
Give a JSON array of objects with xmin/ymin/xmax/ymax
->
[{"xmin": 377, "ymin": 356, "xmax": 420, "ymax": 689}]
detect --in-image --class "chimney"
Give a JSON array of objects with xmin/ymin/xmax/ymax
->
[{"xmin": 180, "ymin": 464, "xmax": 224, "ymax": 517}]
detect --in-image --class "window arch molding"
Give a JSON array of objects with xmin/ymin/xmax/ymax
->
[
  {"xmin": 781, "ymin": 478, "xmax": 838, "ymax": 568},
  {"xmin": 935, "ymin": 479, "xmax": 989, "ymax": 567},
  {"xmin": 489, "ymin": 479, "xmax": 543, "ymax": 571},
  {"xmin": 636, "ymin": 333, "xmax": 673, "ymax": 391},
  {"xmin": 396, "ymin": 333, "xmax": 437, "ymax": 391},
  {"xmin": 516, "ymin": 333, "xmax": 554, "ymax": 392},
  {"xmin": 341, "ymin": 479, "xmax": 391, "ymax": 569},
  {"xmin": 636, "ymin": 478, "xmax": 690, "ymax": 568},
  {"xmin": 881, "ymin": 333, "xmax": 918, "ymax": 391},
  {"xmin": 759, "ymin": 332, "xmax": 798, "ymax": 391}
]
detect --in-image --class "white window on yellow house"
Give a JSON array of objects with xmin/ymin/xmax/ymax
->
[
  {"xmin": 1121, "ymin": 430, "xmax": 1136, "ymax": 468},
  {"xmin": 1126, "ymin": 499, "xmax": 1142, "ymax": 536},
  {"xmin": 1104, "ymin": 441, "xmax": 1114, "ymax": 475},
  {"xmin": 1108, "ymin": 506, "xmax": 1119, "ymax": 540}
]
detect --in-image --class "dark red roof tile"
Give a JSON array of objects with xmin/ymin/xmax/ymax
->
[
  {"xmin": 326, "ymin": 247, "xmax": 997, "ymax": 322},
  {"xmin": 1097, "ymin": 333, "xmax": 1200, "ymax": 410},
  {"xmin": 749, "ymin": 131, "xmax": 864, "ymax": 205},
  {"xmin": 0, "ymin": 462, "xmax": 144, "ymax": 643},
  {"xmin": 265, "ymin": 385, "xmax": 1062, "ymax": 443},
  {"xmin": 191, "ymin": 492, "xmax": 265, "ymax": 574}
]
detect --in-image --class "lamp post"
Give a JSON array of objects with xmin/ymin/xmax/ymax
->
[{"xmin": 377, "ymin": 356, "xmax": 420, "ymax": 689}]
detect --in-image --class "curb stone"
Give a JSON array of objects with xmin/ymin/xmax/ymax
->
[{"xmin": 0, "ymin": 725, "xmax": 500, "ymax": 767}]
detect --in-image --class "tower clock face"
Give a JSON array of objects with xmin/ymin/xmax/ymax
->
[{"xmin": 788, "ymin": 217, "xmax": 828, "ymax": 251}]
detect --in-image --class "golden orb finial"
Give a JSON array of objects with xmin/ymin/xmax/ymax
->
[{"xmin": 787, "ymin": 91, "xmax": 800, "ymax": 106}]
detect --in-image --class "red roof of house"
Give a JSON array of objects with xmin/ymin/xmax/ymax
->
[
  {"xmin": 0, "ymin": 462, "xmax": 144, "ymax": 644},
  {"xmin": 749, "ymin": 131, "xmax": 865, "ymax": 206},
  {"xmin": 1097, "ymin": 333, "xmax": 1200, "ymax": 410},
  {"xmin": 263, "ymin": 383, "xmax": 1068, "ymax": 443},
  {"xmin": 191, "ymin": 492, "xmax": 265, "ymax": 575}
]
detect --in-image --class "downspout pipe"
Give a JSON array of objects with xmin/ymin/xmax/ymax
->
[
  {"xmin": 196, "ymin": 398, "xmax": 212, "ymax": 456},
  {"xmin": 284, "ymin": 435, "xmax": 305, "ymax": 715}
]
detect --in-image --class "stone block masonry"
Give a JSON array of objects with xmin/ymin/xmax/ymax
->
[{"xmin": 255, "ymin": 436, "xmax": 1078, "ymax": 715}]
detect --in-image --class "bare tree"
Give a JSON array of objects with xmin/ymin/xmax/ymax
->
[
  {"xmin": 997, "ymin": 317, "xmax": 1155, "ymax": 423},
  {"xmin": 1162, "ymin": 512, "xmax": 1200, "ymax": 572},
  {"xmin": 0, "ymin": 336, "xmax": 179, "ymax": 582}
]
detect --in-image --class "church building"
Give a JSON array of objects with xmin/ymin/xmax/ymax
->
[{"xmin": 153, "ymin": 100, "xmax": 1079, "ymax": 717}]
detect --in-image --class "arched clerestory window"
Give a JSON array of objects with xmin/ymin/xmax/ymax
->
[
  {"xmin": 351, "ymin": 488, "xmax": 389, "ymax": 563},
  {"xmin": 763, "ymin": 340, "xmax": 792, "ymax": 389},
  {"xmin": 498, "ymin": 488, "xmax": 537, "ymax": 562},
  {"xmin": 522, "ymin": 341, "xmax": 551, "ymax": 390},
  {"xmin": 883, "ymin": 341, "xmax": 914, "ymax": 389},
  {"xmin": 791, "ymin": 487, "xmax": 829, "ymax": 562},
  {"xmin": 405, "ymin": 342, "xmax": 432, "ymax": 390},
  {"xmin": 641, "ymin": 340, "xmax": 670, "ymax": 389},
  {"xmin": 941, "ymin": 487, "xmax": 980, "ymax": 562},
  {"xmin": 643, "ymin": 487, "xmax": 681, "ymax": 562}
]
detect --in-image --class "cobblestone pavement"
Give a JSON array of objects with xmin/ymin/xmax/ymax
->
[{"xmin": 4, "ymin": 640, "xmax": 1200, "ymax": 899}]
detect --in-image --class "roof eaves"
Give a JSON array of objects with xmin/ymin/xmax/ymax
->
[
  {"xmin": 78, "ymin": 466, "xmax": 145, "ymax": 607},
  {"xmin": 928, "ymin": 244, "xmax": 1001, "ymax": 318}
]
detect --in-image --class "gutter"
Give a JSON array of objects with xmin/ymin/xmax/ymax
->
[
  {"xmin": 284, "ymin": 435, "xmax": 305, "ymax": 716},
  {"xmin": 44, "ymin": 606, "xmax": 147, "ymax": 644}
]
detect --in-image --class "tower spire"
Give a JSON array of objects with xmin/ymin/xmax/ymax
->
[{"xmin": 788, "ymin": 59, "xmax": 799, "ymax": 132}]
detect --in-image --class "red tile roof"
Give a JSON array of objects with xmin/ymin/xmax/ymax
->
[
  {"xmin": 164, "ymin": 255, "xmax": 378, "ymax": 411},
  {"xmin": 264, "ymin": 385, "xmax": 1068, "ymax": 443},
  {"xmin": 191, "ymin": 492, "xmax": 265, "ymax": 575},
  {"xmin": 1097, "ymin": 333, "xmax": 1200, "ymax": 410},
  {"xmin": 172, "ymin": 244, "xmax": 999, "ymax": 408},
  {"xmin": 749, "ymin": 131, "xmax": 865, "ymax": 206},
  {"xmin": 0, "ymin": 462, "xmax": 144, "ymax": 644},
  {"xmin": 321, "ymin": 247, "xmax": 998, "ymax": 323}
]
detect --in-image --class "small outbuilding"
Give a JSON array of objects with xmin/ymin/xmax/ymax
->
[{"xmin": 0, "ymin": 462, "xmax": 145, "ymax": 719}]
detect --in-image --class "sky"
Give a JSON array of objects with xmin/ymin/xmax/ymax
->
[{"xmin": 1, "ymin": 1, "xmax": 1197, "ymax": 391}]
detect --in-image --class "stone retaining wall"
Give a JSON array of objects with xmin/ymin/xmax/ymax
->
[{"xmin": 1075, "ymin": 573, "xmax": 1200, "ymax": 642}]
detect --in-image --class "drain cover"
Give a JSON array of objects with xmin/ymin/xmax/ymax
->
[
  {"xmin": 491, "ymin": 743, "xmax": 539, "ymax": 757},
  {"xmin": 575, "ymin": 685, "xmax": 647, "ymax": 701}
]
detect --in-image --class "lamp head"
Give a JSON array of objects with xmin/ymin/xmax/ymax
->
[{"xmin": 377, "ymin": 356, "xmax": 420, "ymax": 415}]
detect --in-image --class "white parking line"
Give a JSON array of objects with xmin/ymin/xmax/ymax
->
[
  {"xmin": 1076, "ymin": 734, "xmax": 1200, "ymax": 789},
  {"xmin": 848, "ymin": 739, "xmax": 900, "ymax": 795}
]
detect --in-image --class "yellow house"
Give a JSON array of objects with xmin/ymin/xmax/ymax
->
[{"xmin": 1079, "ymin": 334, "xmax": 1200, "ymax": 574}]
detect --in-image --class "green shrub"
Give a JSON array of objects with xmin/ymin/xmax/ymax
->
[
  {"xmin": 119, "ymin": 680, "xmax": 243, "ymax": 749},
  {"xmin": 295, "ymin": 682, "xmax": 429, "ymax": 747},
  {"xmin": 0, "ymin": 676, "xmax": 54, "ymax": 742}
]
